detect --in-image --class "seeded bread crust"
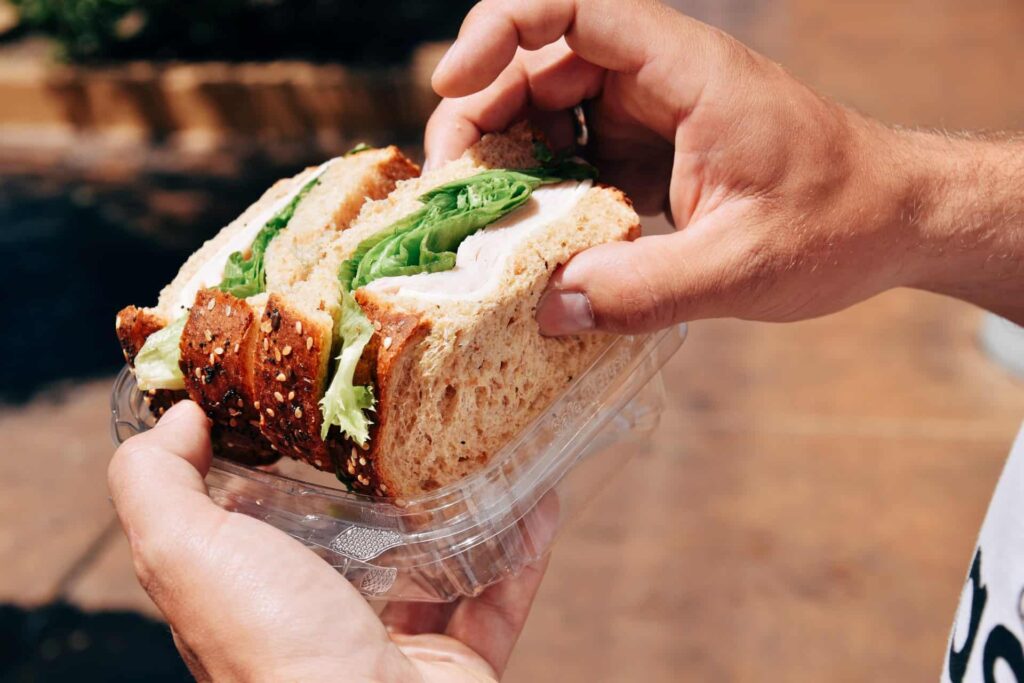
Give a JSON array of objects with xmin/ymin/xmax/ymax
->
[
  {"xmin": 114, "ymin": 306, "xmax": 187, "ymax": 417},
  {"xmin": 250, "ymin": 294, "xmax": 334, "ymax": 469},
  {"xmin": 179, "ymin": 288, "xmax": 279, "ymax": 465}
]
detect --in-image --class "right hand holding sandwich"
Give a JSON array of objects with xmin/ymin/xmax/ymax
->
[{"xmin": 428, "ymin": 0, "xmax": 1024, "ymax": 333}]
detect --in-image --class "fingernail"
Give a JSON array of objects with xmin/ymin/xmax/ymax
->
[{"xmin": 536, "ymin": 290, "xmax": 595, "ymax": 336}]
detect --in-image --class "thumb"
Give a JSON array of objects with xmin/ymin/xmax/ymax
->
[{"xmin": 536, "ymin": 231, "xmax": 730, "ymax": 335}]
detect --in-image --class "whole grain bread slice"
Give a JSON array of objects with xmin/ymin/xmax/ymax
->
[
  {"xmin": 349, "ymin": 183, "xmax": 640, "ymax": 498},
  {"xmin": 117, "ymin": 146, "xmax": 418, "ymax": 461}
]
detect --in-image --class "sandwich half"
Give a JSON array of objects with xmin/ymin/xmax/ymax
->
[
  {"xmin": 258, "ymin": 124, "xmax": 640, "ymax": 497},
  {"xmin": 116, "ymin": 146, "xmax": 418, "ymax": 463}
]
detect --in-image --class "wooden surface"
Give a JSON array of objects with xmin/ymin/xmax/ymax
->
[
  {"xmin": 1, "ymin": 0, "xmax": 1022, "ymax": 681},
  {"xmin": 505, "ymin": 292, "xmax": 1023, "ymax": 682}
]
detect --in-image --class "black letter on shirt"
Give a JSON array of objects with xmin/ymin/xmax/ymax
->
[
  {"xmin": 983, "ymin": 626, "xmax": 1024, "ymax": 683},
  {"xmin": 950, "ymin": 549, "xmax": 989, "ymax": 683}
]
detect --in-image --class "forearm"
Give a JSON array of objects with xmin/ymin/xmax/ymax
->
[{"xmin": 894, "ymin": 129, "xmax": 1024, "ymax": 323}]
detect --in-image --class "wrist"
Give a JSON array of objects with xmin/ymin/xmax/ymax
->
[{"xmin": 886, "ymin": 127, "xmax": 1024, "ymax": 318}]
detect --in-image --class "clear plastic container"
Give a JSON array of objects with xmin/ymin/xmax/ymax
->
[{"xmin": 111, "ymin": 324, "xmax": 686, "ymax": 602}]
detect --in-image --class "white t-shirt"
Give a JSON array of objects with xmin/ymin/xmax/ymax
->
[{"xmin": 943, "ymin": 424, "xmax": 1024, "ymax": 682}]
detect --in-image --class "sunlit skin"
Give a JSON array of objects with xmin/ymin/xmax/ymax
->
[
  {"xmin": 428, "ymin": 0, "xmax": 1024, "ymax": 333},
  {"xmin": 110, "ymin": 1, "xmax": 1024, "ymax": 680}
]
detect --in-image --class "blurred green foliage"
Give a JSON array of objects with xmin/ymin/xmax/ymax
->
[{"xmin": 9, "ymin": 0, "xmax": 474, "ymax": 63}]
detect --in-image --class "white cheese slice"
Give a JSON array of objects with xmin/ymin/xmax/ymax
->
[{"xmin": 363, "ymin": 179, "xmax": 591, "ymax": 303}]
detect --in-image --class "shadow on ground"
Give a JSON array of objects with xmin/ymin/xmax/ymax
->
[{"xmin": 0, "ymin": 602, "xmax": 188, "ymax": 682}]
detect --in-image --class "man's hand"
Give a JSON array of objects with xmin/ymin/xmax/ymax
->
[
  {"xmin": 108, "ymin": 401, "xmax": 547, "ymax": 682},
  {"xmin": 428, "ymin": 0, "xmax": 1024, "ymax": 332}
]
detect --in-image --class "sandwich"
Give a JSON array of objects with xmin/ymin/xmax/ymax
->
[{"xmin": 116, "ymin": 124, "xmax": 640, "ymax": 498}]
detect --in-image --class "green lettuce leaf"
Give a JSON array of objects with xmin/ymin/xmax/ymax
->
[
  {"xmin": 339, "ymin": 152, "xmax": 596, "ymax": 292},
  {"xmin": 343, "ymin": 170, "xmax": 541, "ymax": 290},
  {"xmin": 345, "ymin": 142, "xmax": 373, "ymax": 156},
  {"xmin": 134, "ymin": 316, "xmax": 187, "ymax": 391},
  {"xmin": 319, "ymin": 289, "xmax": 376, "ymax": 445},
  {"xmin": 218, "ymin": 175, "xmax": 320, "ymax": 299}
]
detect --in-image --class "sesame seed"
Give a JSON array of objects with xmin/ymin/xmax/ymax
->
[
  {"xmin": 351, "ymin": 447, "xmax": 357, "ymax": 459},
  {"xmin": 379, "ymin": 484, "xmax": 388, "ymax": 493},
  {"xmin": 287, "ymin": 390, "xmax": 295, "ymax": 400},
  {"xmin": 295, "ymin": 321, "xmax": 302, "ymax": 334},
  {"xmin": 207, "ymin": 299, "xmax": 216, "ymax": 311},
  {"xmin": 382, "ymin": 336, "xmax": 393, "ymax": 350},
  {"xmin": 263, "ymin": 338, "xmax": 269, "ymax": 351},
  {"xmin": 266, "ymin": 407, "xmax": 275, "ymax": 417},
  {"xmin": 347, "ymin": 463, "xmax": 356, "ymax": 475},
  {"xmin": 306, "ymin": 336, "xmax": 314, "ymax": 350},
  {"xmin": 357, "ymin": 475, "xmax": 369, "ymax": 486},
  {"xmin": 276, "ymin": 372, "xmax": 286, "ymax": 382},
  {"xmin": 358, "ymin": 457, "xmax": 367, "ymax": 466},
  {"xmin": 115, "ymin": 315, "xmax": 122, "ymax": 330},
  {"xmin": 253, "ymin": 400, "xmax": 260, "ymax": 410},
  {"xmin": 274, "ymin": 348, "xmax": 282, "ymax": 362},
  {"xmin": 270, "ymin": 443, "xmax": 278, "ymax": 451},
  {"xmin": 373, "ymin": 321, "xmax": 382, "ymax": 331},
  {"xmin": 205, "ymin": 329, "xmax": 213, "ymax": 342},
  {"xmin": 281, "ymin": 345, "xmax": 292, "ymax": 356},
  {"xmin": 214, "ymin": 346, "xmax": 224, "ymax": 355},
  {"xmin": 274, "ymin": 391, "xmax": 284, "ymax": 403},
  {"xmin": 233, "ymin": 342, "xmax": 240, "ymax": 353},
  {"xmin": 194, "ymin": 367, "xmax": 203, "ymax": 378},
  {"xmin": 261, "ymin": 321, "xmax": 272, "ymax": 334},
  {"xmin": 208, "ymin": 352, "xmax": 216, "ymax": 364},
  {"xmin": 225, "ymin": 305, "xmax": 232, "ymax": 317},
  {"xmin": 294, "ymin": 407, "xmax": 302, "ymax": 418}
]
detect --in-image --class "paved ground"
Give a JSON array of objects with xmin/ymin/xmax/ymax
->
[{"xmin": 2, "ymin": 0, "xmax": 1023, "ymax": 681}]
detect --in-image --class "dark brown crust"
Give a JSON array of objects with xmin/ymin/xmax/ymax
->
[
  {"xmin": 343, "ymin": 291, "xmax": 432, "ymax": 495},
  {"xmin": 115, "ymin": 306, "xmax": 165, "ymax": 364},
  {"xmin": 179, "ymin": 289, "xmax": 279, "ymax": 466},
  {"xmin": 251, "ymin": 294, "xmax": 335, "ymax": 469},
  {"xmin": 114, "ymin": 306, "xmax": 187, "ymax": 417}
]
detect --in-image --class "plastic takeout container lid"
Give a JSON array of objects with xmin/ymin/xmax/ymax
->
[{"xmin": 111, "ymin": 324, "xmax": 687, "ymax": 601}]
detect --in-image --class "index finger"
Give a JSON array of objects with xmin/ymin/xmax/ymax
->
[{"xmin": 432, "ymin": 0, "xmax": 654, "ymax": 98}]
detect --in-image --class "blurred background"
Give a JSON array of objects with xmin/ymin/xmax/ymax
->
[{"xmin": 1, "ymin": 0, "xmax": 1022, "ymax": 681}]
